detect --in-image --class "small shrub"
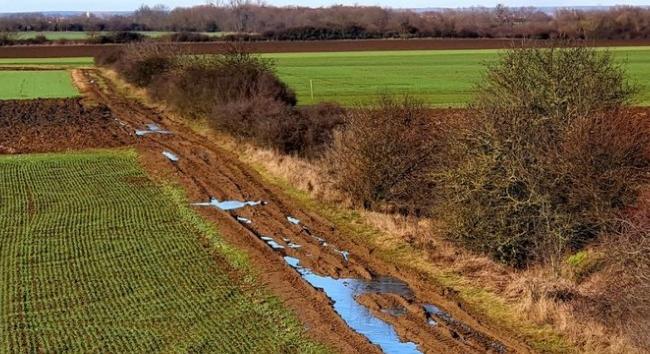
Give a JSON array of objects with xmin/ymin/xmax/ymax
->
[
  {"xmin": 163, "ymin": 32, "xmax": 214, "ymax": 42},
  {"xmin": 105, "ymin": 44, "xmax": 176, "ymax": 87},
  {"xmin": 88, "ymin": 31, "xmax": 145, "ymax": 44},
  {"xmin": 587, "ymin": 212, "xmax": 650, "ymax": 350},
  {"xmin": 329, "ymin": 96, "xmax": 443, "ymax": 215},
  {"xmin": 436, "ymin": 42, "xmax": 648, "ymax": 267}
]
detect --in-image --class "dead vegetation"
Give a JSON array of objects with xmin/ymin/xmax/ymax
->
[
  {"xmin": 327, "ymin": 96, "xmax": 455, "ymax": 215},
  {"xmin": 97, "ymin": 44, "xmax": 343, "ymax": 156}
]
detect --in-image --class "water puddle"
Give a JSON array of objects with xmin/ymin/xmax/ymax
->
[
  {"xmin": 261, "ymin": 236, "xmax": 285, "ymax": 250},
  {"xmin": 135, "ymin": 122, "xmax": 172, "ymax": 136},
  {"xmin": 288, "ymin": 242, "xmax": 302, "ymax": 249},
  {"xmin": 162, "ymin": 150, "xmax": 179, "ymax": 162},
  {"xmin": 287, "ymin": 216, "xmax": 301, "ymax": 225},
  {"xmin": 284, "ymin": 256, "xmax": 421, "ymax": 354},
  {"xmin": 193, "ymin": 197, "xmax": 262, "ymax": 211},
  {"xmin": 236, "ymin": 216, "xmax": 252, "ymax": 224},
  {"xmin": 423, "ymin": 304, "xmax": 506, "ymax": 353}
]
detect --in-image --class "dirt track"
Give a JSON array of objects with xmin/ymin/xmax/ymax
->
[
  {"xmin": 66, "ymin": 67, "xmax": 537, "ymax": 353},
  {"xmin": 1, "ymin": 38, "xmax": 650, "ymax": 58}
]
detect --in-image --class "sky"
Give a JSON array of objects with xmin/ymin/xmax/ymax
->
[{"xmin": 1, "ymin": 0, "xmax": 648, "ymax": 13}]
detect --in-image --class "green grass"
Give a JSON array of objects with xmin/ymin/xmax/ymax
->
[
  {"xmin": 267, "ymin": 47, "xmax": 650, "ymax": 107},
  {"xmin": 0, "ymin": 57, "xmax": 94, "ymax": 68},
  {"xmin": 0, "ymin": 149, "xmax": 326, "ymax": 353},
  {"xmin": 2, "ymin": 45, "xmax": 647, "ymax": 105},
  {"xmin": 0, "ymin": 71, "xmax": 79, "ymax": 99}
]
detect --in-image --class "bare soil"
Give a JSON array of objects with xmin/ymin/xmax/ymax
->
[
  {"xmin": 1, "ymin": 38, "xmax": 650, "ymax": 58},
  {"xmin": 71, "ymin": 67, "xmax": 538, "ymax": 353},
  {"xmin": 0, "ymin": 98, "xmax": 134, "ymax": 154}
]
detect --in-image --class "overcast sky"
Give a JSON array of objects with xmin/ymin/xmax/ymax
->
[{"xmin": 2, "ymin": 0, "xmax": 648, "ymax": 13}]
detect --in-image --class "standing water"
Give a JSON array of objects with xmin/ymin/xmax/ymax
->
[{"xmin": 284, "ymin": 256, "xmax": 422, "ymax": 354}]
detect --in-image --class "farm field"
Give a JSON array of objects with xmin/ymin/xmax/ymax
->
[
  {"xmin": 0, "ymin": 149, "xmax": 323, "ymax": 352},
  {"xmin": 0, "ymin": 57, "xmax": 93, "ymax": 67},
  {"xmin": 0, "ymin": 71, "xmax": 78, "ymax": 99},
  {"xmin": 267, "ymin": 46, "xmax": 650, "ymax": 106},
  {"xmin": 1, "ymin": 46, "xmax": 647, "ymax": 105},
  {"xmin": 14, "ymin": 31, "xmax": 226, "ymax": 40}
]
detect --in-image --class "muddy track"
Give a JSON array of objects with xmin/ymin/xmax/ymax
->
[{"xmin": 74, "ymin": 68, "xmax": 532, "ymax": 353}]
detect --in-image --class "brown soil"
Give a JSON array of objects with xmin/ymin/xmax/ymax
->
[
  {"xmin": 1, "ymin": 38, "xmax": 650, "ymax": 58},
  {"xmin": 0, "ymin": 98, "xmax": 134, "ymax": 154},
  {"xmin": 71, "ymin": 68, "xmax": 536, "ymax": 353}
]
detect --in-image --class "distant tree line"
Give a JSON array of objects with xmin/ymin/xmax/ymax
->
[{"xmin": 2, "ymin": 4, "xmax": 650, "ymax": 40}]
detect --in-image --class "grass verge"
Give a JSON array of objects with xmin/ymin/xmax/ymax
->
[{"xmin": 241, "ymin": 156, "xmax": 576, "ymax": 353}]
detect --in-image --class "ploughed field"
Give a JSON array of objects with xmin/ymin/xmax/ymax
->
[
  {"xmin": 0, "ymin": 149, "xmax": 324, "ymax": 352},
  {"xmin": 13, "ymin": 31, "xmax": 226, "ymax": 40}
]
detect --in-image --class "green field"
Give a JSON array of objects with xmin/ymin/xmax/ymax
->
[
  {"xmin": 268, "ymin": 47, "xmax": 650, "ymax": 106},
  {"xmin": 0, "ymin": 57, "xmax": 94, "ymax": 68},
  {"xmin": 0, "ymin": 150, "xmax": 324, "ymax": 352},
  {"xmin": 2, "ymin": 46, "xmax": 646, "ymax": 105},
  {"xmin": 0, "ymin": 71, "xmax": 79, "ymax": 99}
]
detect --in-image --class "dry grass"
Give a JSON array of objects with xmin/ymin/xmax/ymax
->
[{"xmin": 234, "ymin": 140, "xmax": 645, "ymax": 353}]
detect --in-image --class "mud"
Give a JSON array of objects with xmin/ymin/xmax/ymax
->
[
  {"xmin": 0, "ymin": 98, "xmax": 134, "ymax": 154},
  {"xmin": 1, "ymin": 39, "xmax": 650, "ymax": 58},
  {"xmin": 73, "ymin": 67, "xmax": 537, "ymax": 353}
]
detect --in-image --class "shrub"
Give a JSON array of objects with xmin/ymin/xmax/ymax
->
[
  {"xmin": 88, "ymin": 31, "xmax": 145, "ymax": 44},
  {"xmin": 108, "ymin": 44, "xmax": 176, "ymax": 87},
  {"xmin": 436, "ymin": 42, "xmax": 648, "ymax": 267},
  {"xmin": 579, "ymin": 209, "xmax": 650, "ymax": 350},
  {"xmin": 329, "ymin": 96, "xmax": 443, "ymax": 215},
  {"xmin": 162, "ymin": 32, "xmax": 214, "ymax": 42}
]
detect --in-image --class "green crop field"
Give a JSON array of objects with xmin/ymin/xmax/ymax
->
[
  {"xmin": 0, "ymin": 71, "xmax": 79, "ymax": 99},
  {"xmin": 0, "ymin": 57, "xmax": 94, "ymax": 68},
  {"xmin": 0, "ymin": 150, "xmax": 324, "ymax": 352},
  {"xmin": 268, "ymin": 46, "xmax": 650, "ymax": 107}
]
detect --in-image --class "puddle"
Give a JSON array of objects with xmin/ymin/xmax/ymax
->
[
  {"xmin": 287, "ymin": 216, "xmax": 301, "ymax": 225},
  {"xmin": 236, "ymin": 216, "xmax": 252, "ymax": 224},
  {"xmin": 339, "ymin": 250, "xmax": 350, "ymax": 262},
  {"xmin": 423, "ymin": 304, "xmax": 507, "ymax": 353},
  {"xmin": 261, "ymin": 236, "xmax": 285, "ymax": 250},
  {"xmin": 162, "ymin": 150, "xmax": 179, "ymax": 162},
  {"xmin": 193, "ymin": 197, "xmax": 262, "ymax": 211},
  {"xmin": 284, "ymin": 256, "xmax": 421, "ymax": 354},
  {"xmin": 135, "ymin": 122, "xmax": 172, "ymax": 136},
  {"xmin": 288, "ymin": 242, "xmax": 302, "ymax": 249}
]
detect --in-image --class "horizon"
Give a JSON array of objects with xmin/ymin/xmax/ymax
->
[{"xmin": 2, "ymin": 1, "xmax": 649, "ymax": 13}]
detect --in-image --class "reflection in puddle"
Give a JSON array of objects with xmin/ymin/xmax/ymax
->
[
  {"xmin": 287, "ymin": 216, "xmax": 301, "ymax": 225},
  {"xmin": 135, "ymin": 122, "xmax": 172, "ymax": 136},
  {"xmin": 284, "ymin": 256, "xmax": 421, "ymax": 354},
  {"xmin": 193, "ymin": 197, "xmax": 262, "ymax": 211},
  {"xmin": 162, "ymin": 150, "xmax": 179, "ymax": 162},
  {"xmin": 261, "ymin": 236, "xmax": 285, "ymax": 250},
  {"xmin": 236, "ymin": 216, "xmax": 252, "ymax": 224}
]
